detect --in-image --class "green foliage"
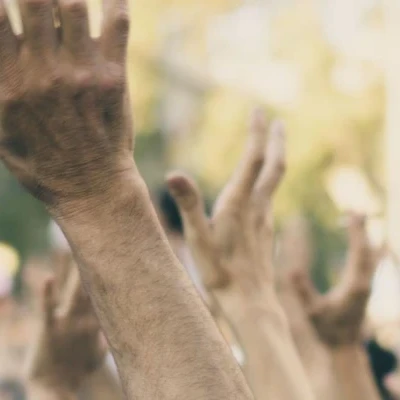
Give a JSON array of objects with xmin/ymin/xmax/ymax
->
[{"xmin": 0, "ymin": 1, "xmax": 384, "ymax": 293}]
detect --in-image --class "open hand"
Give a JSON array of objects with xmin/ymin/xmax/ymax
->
[
  {"xmin": 167, "ymin": 109, "xmax": 286, "ymax": 315},
  {"xmin": 292, "ymin": 215, "xmax": 377, "ymax": 347},
  {"xmin": 0, "ymin": 0, "xmax": 133, "ymax": 208},
  {"xmin": 26, "ymin": 258, "xmax": 106, "ymax": 391}
]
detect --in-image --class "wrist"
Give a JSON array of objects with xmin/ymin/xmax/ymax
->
[
  {"xmin": 330, "ymin": 343, "xmax": 369, "ymax": 367},
  {"xmin": 231, "ymin": 296, "xmax": 288, "ymax": 331},
  {"xmin": 52, "ymin": 164, "xmax": 147, "ymax": 223}
]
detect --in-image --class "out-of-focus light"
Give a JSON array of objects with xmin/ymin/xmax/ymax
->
[
  {"xmin": 331, "ymin": 63, "xmax": 374, "ymax": 94},
  {"xmin": 206, "ymin": 2, "xmax": 300, "ymax": 106},
  {"xmin": 231, "ymin": 344, "xmax": 245, "ymax": 366},
  {"xmin": 0, "ymin": 243, "xmax": 20, "ymax": 298},
  {"xmin": 49, "ymin": 220, "xmax": 70, "ymax": 251},
  {"xmin": 0, "ymin": 243, "xmax": 19, "ymax": 276},
  {"xmin": 326, "ymin": 166, "xmax": 381, "ymax": 215},
  {"xmin": 367, "ymin": 217, "xmax": 385, "ymax": 249},
  {"xmin": 368, "ymin": 255, "xmax": 400, "ymax": 325}
]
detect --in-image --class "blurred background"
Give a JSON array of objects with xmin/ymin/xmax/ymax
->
[{"xmin": 1, "ymin": 0, "xmax": 400, "ymax": 348}]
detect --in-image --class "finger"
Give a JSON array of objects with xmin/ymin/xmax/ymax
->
[
  {"xmin": 342, "ymin": 213, "xmax": 376, "ymax": 296},
  {"xmin": 253, "ymin": 119, "xmax": 286, "ymax": 201},
  {"xmin": 214, "ymin": 107, "xmax": 269, "ymax": 213},
  {"xmin": 291, "ymin": 269, "xmax": 319, "ymax": 310},
  {"xmin": 167, "ymin": 172, "xmax": 209, "ymax": 235},
  {"xmin": 19, "ymin": 0, "xmax": 56, "ymax": 54},
  {"xmin": 94, "ymin": 331, "xmax": 107, "ymax": 364},
  {"xmin": 167, "ymin": 172, "xmax": 228, "ymax": 288},
  {"xmin": 51, "ymin": 249, "xmax": 73, "ymax": 296},
  {"xmin": 101, "ymin": 0, "xmax": 129, "ymax": 63},
  {"xmin": 58, "ymin": 266, "xmax": 80, "ymax": 313},
  {"xmin": 42, "ymin": 277, "xmax": 56, "ymax": 326},
  {"xmin": 58, "ymin": 0, "xmax": 92, "ymax": 59},
  {"xmin": 347, "ymin": 213, "xmax": 374, "ymax": 275},
  {"xmin": 0, "ymin": 0, "xmax": 19, "ymax": 75},
  {"xmin": 66, "ymin": 267, "xmax": 92, "ymax": 317}
]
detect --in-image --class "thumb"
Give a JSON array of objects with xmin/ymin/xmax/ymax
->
[{"xmin": 166, "ymin": 171, "xmax": 210, "ymax": 237}]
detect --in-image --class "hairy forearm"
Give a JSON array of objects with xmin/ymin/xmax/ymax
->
[
  {"xmin": 232, "ymin": 301, "xmax": 315, "ymax": 400},
  {"xmin": 79, "ymin": 363, "xmax": 124, "ymax": 400},
  {"xmin": 331, "ymin": 345, "xmax": 381, "ymax": 400},
  {"xmin": 57, "ymin": 174, "xmax": 252, "ymax": 400}
]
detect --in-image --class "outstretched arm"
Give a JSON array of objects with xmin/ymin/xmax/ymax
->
[
  {"xmin": 277, "ymin": 217, "xmax": 338, "ymax": 400},
  {"xmin": 0, "ymin": 1, "xmax": 252, "ymax": 398},
  {"xmin": 293, "ymin": 215, "xmax": 381, "ymax": 400},
  {"xmin": 168, "ymin": 110, "xmax": 315, "ymax": 400}
]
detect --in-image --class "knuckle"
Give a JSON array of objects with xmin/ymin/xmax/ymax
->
[
  {"xmin": 34, "ymin": 72, "xmax": 63, "ymax": 95},
  {"xmin": 99, "ymin": 73, "xmax": 125, "ymax": 96},
  {"xmin": 73, "ymin": 69, "xmax": 95, "ymax": 90}
]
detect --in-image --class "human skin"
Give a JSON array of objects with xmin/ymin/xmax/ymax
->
[
  {"xmin": 293, "ymin": 215, "xmax": 381, "ymax": 400},
  {"xmin": 25, "ymin": 265, "xmax": 106, "ymax": 399},
  {"xmin": 277, "ymin": 216, "xmax": 338, "ymax": 400},
  {"xmin": 167, "ymin": 110, "xmax": 315, "ymax": 400},
  {"xmin": 0, "ymin": 0, "xmax": 253, "ymax": 398}
]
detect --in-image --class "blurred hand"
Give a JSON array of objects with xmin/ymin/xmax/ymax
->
[
  {"xmin": 277, "ymin": 216, "xmax": 320, "ymax": 348},
  {"xmin": 0, "ymin": 0, "xmax": 133, "ymax": 210},
  {"xmin": 26, "ymin": 259, "xmax": 106, "ymax": 391},
  {"xmin": 277, "ymin": 217, "xmax": 339, "ymax": 400},
  {"xmin": 168, "ymin": 110, "xmax": 319, "ymax": 400},
  {"xmin": 292, "ymin": 215, "xmax": 377, "ymax": 347},
  {"xmin": 167, "ymin": 109, "xmax": 286, "ymax": 315}
]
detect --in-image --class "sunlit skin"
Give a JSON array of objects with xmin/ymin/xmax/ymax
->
[
  {"xmin": 167, "ymin": 110, "xmax": 315, "ymax": 400},
  {"xmin": 277, "ymin": 217, "xmax": 338, "ymax": 400},
  {"xmin": 0, "ymin": 0, "xmax": 253, "ymax": 398},
  {"xmin": 292, "ymin": 215, "xmax": 382, "ymax": 400}
]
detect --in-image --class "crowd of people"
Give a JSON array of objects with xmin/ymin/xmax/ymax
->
[{"xmin": 1, "ymin": 0, "xmax": 400, "ymax": 398}]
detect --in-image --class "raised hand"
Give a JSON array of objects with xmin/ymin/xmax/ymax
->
[
  {"xmin": 167, "ymin": 109, "xmax": 285, "ymax": 309},
  {"xmin": 26, "ymin": 262, "xmax": 105, "ymax": 392},
  {"xmin": 0, "ymin": 0, "xmax": 133, "ymax": 209},
  {"xmin": 292, "ymin": 214, "xmax": 381, "ymax": 400},
  {"xmin": 168, "ymin": 109, "xmax": 315, "ymax": 400},
  {"xmin": 277, "ymin": 217, "xmax": 338, "ymax": 400},
  {"xmin": 1, "ymin": 2, "xmax": 253, "ymax": 398},
  {"xmin": 292, "ymin": 214, "xmax": 376, "ymax": 347}
]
